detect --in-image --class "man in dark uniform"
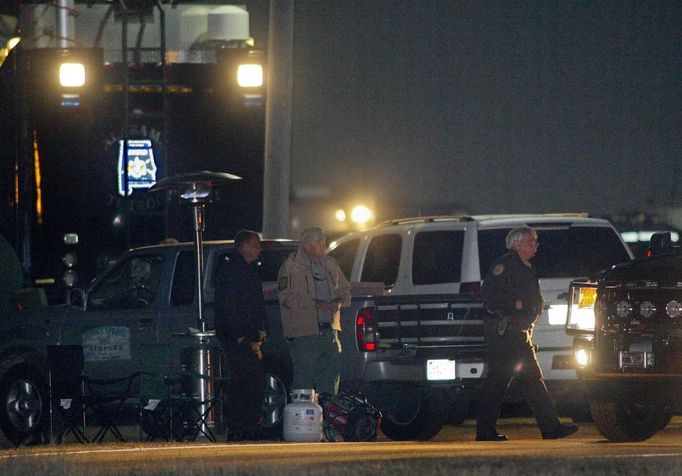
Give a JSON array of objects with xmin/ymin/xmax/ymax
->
[
  {"xmin": 475, "ymin": 226, "xmax": 578, "ymax": 441},
  {"xmin": 214, "ymin": 230, "xmax": 267, "ymax": 441}
]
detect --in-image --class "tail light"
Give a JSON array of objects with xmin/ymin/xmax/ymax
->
[
  {"xmin": 459, "ymin": 281, "xmax": 481, "ymax": 293},
  {"xmin": 356, "ymin": 307, "xmax": 378, "ymax": 352}
]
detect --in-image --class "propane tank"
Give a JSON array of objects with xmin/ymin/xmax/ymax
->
[{"xmin": 283, "ymin": 389, "xmax": 323, "ymax": 442}]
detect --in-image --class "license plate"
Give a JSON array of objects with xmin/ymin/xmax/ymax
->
[{"xmin": 426, "ymin": 359, "xmax": 456, "ymax": 380}]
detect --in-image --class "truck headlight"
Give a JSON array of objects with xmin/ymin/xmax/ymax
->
[
  {"xmin": 666, "ymin": 300, "xmax": 682, "ymax": 318},
  {"xmin": 574, "ymin": 348, "xmax": 590, "ymax": 367},
  {"xmin": 566, "ymin": 282, "xmax": 597, "ymax": 332}
]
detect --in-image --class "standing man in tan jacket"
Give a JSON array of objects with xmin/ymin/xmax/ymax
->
[{"xmin": 277, "ymin": 227, "xmax": 351, "ymax": 395}]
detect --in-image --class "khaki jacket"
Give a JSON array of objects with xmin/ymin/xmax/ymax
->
[{"xmin": 277, "ymin": 248, "xmax": 351, "ymax": 338}]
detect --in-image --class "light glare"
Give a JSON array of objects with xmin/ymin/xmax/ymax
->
[
  {"xmin": 567, "ymin": 284, "xmax": 597, "ymax": 332},
  {"xmin": 575, "ymin": 348, "xmax": 589, "ymax": 367},
  {"xmin": 59, "ymin": 63, "xmax": 85, "ymax": 87},
  {"xmin": 8, "ymin": 36, "xmax": 21, "ymax": 50},
  {"xmin": 350, "ymin": 205, "xmax": 373, "ymax": 225},
  {"xmin": 237, "ymin": 64, "xmax": 263, "ymax": 88},
  {"xmin": 547, "ymin": 304, "xmax": 568, "ymax": 325}
]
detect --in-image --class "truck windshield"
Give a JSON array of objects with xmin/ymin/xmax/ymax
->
[
  {"xmin": 478, "ymin": 226, "xmax": 631, "ymax": 279},
  {"xmin": 89, "ymin": 254, "xmax": 164, "ymax": 309}
]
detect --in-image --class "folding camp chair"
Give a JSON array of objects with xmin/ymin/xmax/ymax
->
[
  {"xmin": 140, "ymin": 343, "xmax": 226, "ymax": 441},
  {"xmin": 83, "ymin": 371, "xmax": 140, "ymax": 443},
  {"xmin": 140, "ymin": 344, "xmax": 175, "ymax": 441},
  {"xmin": 48, "ymin": 345, "xmax": 88, "ymax": 444}
]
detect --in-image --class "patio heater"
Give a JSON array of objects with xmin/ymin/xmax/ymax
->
[{"xmin": 149, "ymin": 170, "xmax": 241, "ymax": 437}]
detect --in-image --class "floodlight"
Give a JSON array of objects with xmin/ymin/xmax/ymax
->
[
  {"xmin": 237, "ymin": 63, "xmax": 263, "ymax": 88},
  {"xmin": 351, "ymin": 205, "xmax": 373, "ymax": 225},
  {"xmin": 59, "ymin": 62, "xmax": 85, "ymax": 87}
]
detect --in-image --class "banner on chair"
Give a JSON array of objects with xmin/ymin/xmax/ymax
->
[{"xmin": 82, "ymin": 326, "xmax": 131, "ymax": 361}]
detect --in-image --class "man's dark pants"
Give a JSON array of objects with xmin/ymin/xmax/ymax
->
[
  {"xmin": 223, "ymin": 339, "xmax": 266, "ymax": 438},
  {"xmin": 476, "ymin": 329, "xmax": 561, "ymax": 437}
]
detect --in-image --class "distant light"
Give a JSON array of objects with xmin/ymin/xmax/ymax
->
[
  {"xmin": 63, "ymin": 233, "xmax": 79, "ymax": 245},
  {"xmin": 351, "ymin": 205, "xmax": 373, "ymax": 225},
  {"xmin": 335, "ymin": 209, "xmax": 346, "ymax": 222},
  {"xmin": 237, "ymin": 64, "xmax": 263, "ymax": 88},
  {"xmin": 59, "ymin": 63, "xmax": 85, "ymax": 87},
  {"xmin": 113, "ymin": 214, "xmax": 124, "ymax": 226},
  {"xmin": 621, "ymin": 231, "xmax": 679, "ymax": 243},
  {"xmin": 63, "ymin": 269, "xmax": 78, "ymax": 287},
  {"xmin": 62, "ymin": 252, "xmax": 78, "ymax": 268}
]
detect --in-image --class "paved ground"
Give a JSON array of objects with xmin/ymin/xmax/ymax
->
[{"xmin": 3, "ymin": 418, "xmax": 682, "ymax": 475}]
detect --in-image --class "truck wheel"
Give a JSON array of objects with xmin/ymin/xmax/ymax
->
[
  {"xmin": 380, "ymin": 388, "xmax": 447, "ymax": 441},
  {"xmin": 0, "ymin": 360, "xmax": 48, "ymax": 445},
  {"xmin": 258, "ymin": 373, "xmax": 288, "ymax": 440},
  {"xmin": 447, "ymin": 400, "xmax": 472, "ymax": 426},
  {"xmin": 589, "ymin": 400, "xmax": 672, "ymax": 442}
]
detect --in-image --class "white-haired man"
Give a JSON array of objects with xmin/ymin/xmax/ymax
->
[
  {"xmin": 476, "ymin": 226, "xmax": 578, "ymax": 441},
  {"xmin": 277, "ymin": 227, "xmax": 351, "ymax": 395}
]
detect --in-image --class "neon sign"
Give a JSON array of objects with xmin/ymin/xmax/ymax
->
[{"xmin": 117, "ymin": 139, "xmax": 158, "ymax": 196}]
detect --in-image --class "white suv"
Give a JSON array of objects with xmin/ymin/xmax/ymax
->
[{"xmin": 328, "ymin": 214, "xmax": 633, "ymax": 409}]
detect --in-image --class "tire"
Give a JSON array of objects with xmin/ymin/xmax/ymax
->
[
  {"xmin": 589, "ymin": 400, "xmax": 672, "ymax": 442},
  {"xmin": 446, "ymin": 400, "xmax": 472, "ymax": 426},
  {"xmin": 380, "ymin": 388, "xmax": 447, "ymax": 441},
  {"xmin": 258, "ymin": 373, "xmax": 288, "ymax": 440},
  {"xmin": 561, "ymin": 402, "xmax": 593, "ymax": 423},
  {"xmin": 0, "ymin": 357, "xmax": 48, "ymax": 445}
]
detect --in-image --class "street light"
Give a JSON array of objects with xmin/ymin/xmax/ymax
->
[{"xmin": 350, "ymin": 205, "xmax": 373, "ymax": 226}]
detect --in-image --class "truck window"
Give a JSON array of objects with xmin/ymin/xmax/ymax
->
[
  {"xmin": 478, "ymin": 226, "xmax": 632, "ymax": 278},
  {"xmin": 89, "ymin": 254, "xmax": 164, "ymax": 310},
  {"xmin": 171, "ymin": 251, "xmax": 196, "ymax": 306},
  {"xmin": 361, "ymin": 234, "xmax": 401, "ymax": 287},
  {"xmin": 328, "ymin": 239, "xmax": 359, "ymax": 278},
  {"xmin": 412, "ymin": 230, "xmax": 465, "ymax": 285}
]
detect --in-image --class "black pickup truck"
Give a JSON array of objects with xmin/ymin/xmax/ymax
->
[{"xmin": 566, "ymin": 232, "xmax": 682, "ymax": 441}]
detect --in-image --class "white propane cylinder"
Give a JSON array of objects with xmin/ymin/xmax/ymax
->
[{"xmin": 283, "ymin": 389, "xmax": 323, "ymax": 442}]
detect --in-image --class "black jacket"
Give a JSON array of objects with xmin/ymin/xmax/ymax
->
[
  {"xmin": 480, "ymin": 250, "xmax": 543, "ymax": 330},
  {"xmin": 214, "ymin": 252, "xmax": 267, "ymax": 343}
]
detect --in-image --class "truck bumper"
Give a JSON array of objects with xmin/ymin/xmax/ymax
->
[{"xmin": 362, "ymin": 357, "xmax": 486, "ymax": 384}]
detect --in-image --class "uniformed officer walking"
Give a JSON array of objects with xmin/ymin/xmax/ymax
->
[{"xmin": 475, "ymin": 226, "xmax": 578, "ymax": 441}]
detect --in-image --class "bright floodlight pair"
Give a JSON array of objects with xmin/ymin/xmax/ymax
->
[
  {"xmin": 59, "ymin": 62, "xmax": 86, "ymax": 87},
  {"xmin": 60, "ymin": 61, "xmax": 262, "ymax": 89}
]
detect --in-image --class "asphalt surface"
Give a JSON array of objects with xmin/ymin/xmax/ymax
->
[{"xmin": 3, "ymin": 419, "xmax": 682, "ymax": 475}]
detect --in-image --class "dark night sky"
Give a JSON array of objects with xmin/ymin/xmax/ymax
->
[
  {"xmin": 3, "ymin": 1, "xmax": 680, "ymax": 222},
  {"xmin": 284, "ymin": 1, "xmax": 681, "ymax": 220}
]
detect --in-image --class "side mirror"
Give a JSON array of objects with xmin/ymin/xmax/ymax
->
[
  {"xmin": 67, "ymin": 288, "xmax": 86, "ymax": 310},
  {"xmin": 648, "ymin": 232, "xmax": 673, "ymax": 256}
]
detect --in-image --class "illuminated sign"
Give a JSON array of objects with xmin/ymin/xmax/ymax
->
[{"xmin": 117, "ymin": 139, "xmax": 158, "ymax": 196}]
